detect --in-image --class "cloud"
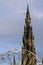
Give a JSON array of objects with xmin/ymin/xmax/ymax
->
[{"xmin": 32, "ymin": 12, "xmax": 43, "ymax": 19}]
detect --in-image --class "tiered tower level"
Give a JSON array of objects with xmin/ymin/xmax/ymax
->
[{"xmin": 21, "ymin": 5, "xmax": 36, "ymax": 65}]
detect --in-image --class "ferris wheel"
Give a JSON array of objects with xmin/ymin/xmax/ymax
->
[{"xmin": 0, "ymin": 48, "xmax": 42, "ymax": 65}]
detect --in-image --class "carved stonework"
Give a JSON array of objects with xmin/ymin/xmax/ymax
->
[{"xmin": 21, "ymin": 5, "xmax": 36, "ymax": 65}]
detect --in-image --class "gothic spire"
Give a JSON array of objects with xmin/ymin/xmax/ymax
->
[
  {"xmin": 27, "ymin": 4, "xmax": 29, "ymax": 13},
  {"xmin": 25, "ymin": 4, "xmax": 31, "ymax": 25}
]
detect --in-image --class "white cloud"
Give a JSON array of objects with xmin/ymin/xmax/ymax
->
[{"xmin": 32, "ymin": 12, "xmax": 43, "ymax": 19}]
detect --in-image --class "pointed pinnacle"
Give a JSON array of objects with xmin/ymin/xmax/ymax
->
[{"xmin": 27, "ymin": 4, "xmax": 29, "ymax": 12}]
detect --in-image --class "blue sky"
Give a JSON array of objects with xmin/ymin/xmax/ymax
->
[{"xmin": 0, "ymin": 0, "xmax": 43, "ymax": 60}]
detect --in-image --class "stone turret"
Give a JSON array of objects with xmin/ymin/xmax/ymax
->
[
  {"xmin": 21, "ymin": 5, "xmax": 36, "ymax": 65},
  {"xmin": 25, "ymin": 4, "xmax": 31, "ymax": 25}
]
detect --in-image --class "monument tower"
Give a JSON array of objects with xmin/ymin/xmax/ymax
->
[{"xmin": 21, "ymin": 5, "xmax": 36, "ymax": 65}]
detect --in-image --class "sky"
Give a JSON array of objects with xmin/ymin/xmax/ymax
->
[{"xmin": 0, "ymin": 0, "xmax": 43, "ymax": 61}]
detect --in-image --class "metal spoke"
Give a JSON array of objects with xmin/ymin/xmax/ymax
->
[{"xmin": 0, "ymin": 48, "xmax": 42, "ymax": 65}]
